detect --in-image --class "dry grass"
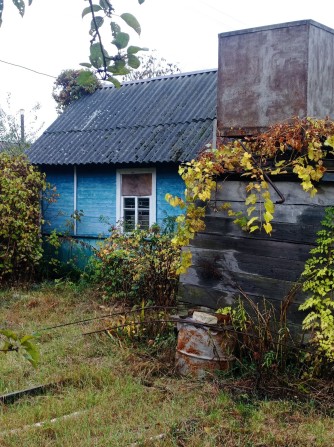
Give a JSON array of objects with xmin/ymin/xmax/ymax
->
[{"xmin": 0, "ymin": 282, "xmax": 333, "ymax": 447}]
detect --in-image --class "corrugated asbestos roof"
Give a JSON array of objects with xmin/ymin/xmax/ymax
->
[{"xmin": 27, "ymin": 69, "xmax": 217, "ymax": 165}]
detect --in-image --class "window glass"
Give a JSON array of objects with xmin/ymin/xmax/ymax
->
[
  {"xmin": 138, "ymin": 209, "xmax": 150, "ymax": 229},
  {"xmin": 124, "ymin": 208, "xmax": 136, "ymax": 231},
  {"xmin": 124, "ymin": 197, "xmax": 135, "ymax": 209},
  {"xmin": 120, "ymin": 171, "xmax": 154, "ymax": 231},
  {"xmin": 138, "ymin": 198, "xmax": 150, "ymax": 209},
  {"xmin": 123, "ymin": 196, "xmax": 150, "ymax": 231}
]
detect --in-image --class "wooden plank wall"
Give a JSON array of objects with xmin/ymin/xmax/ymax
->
[
  {"xmin": 179, "ymin": 178, "xmax": 334, "ymax": 326},
  {"xmin": 76, "ymin": 166, "xmax": 116, "ymax": 237},
  {"xmin": 43, "ymin": 167, "xmax": 74, "ymax": 234},
  {"xmin": 43, "ymin": 164, "xmax": 185, "ymax": 238},
  {"xmin": 156, "ymin": 166, "xmax": 185, "ymax": 228}
]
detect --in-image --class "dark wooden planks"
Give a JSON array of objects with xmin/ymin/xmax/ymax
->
[{"xmin": 179, "ymin": 178, "xmax": 333, "ymax": 324}]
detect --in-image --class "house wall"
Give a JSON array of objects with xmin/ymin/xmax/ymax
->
[
  {"xmin": 179, "ymin": 175, "xmax": 334, "ymax": 327},
  {"xmin": 43, "ymin": 164, "xmax": 184, "ymax": 239},
  {"xmin": 76, "ymin": 166, "xmax": 116, "ymax": 237},
  {"xmin": 43, "ymin": 166, "xmax": 75, "ymax": 234}
]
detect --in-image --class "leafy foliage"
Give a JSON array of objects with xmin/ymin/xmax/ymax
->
[
  {"xmin": 0, "ymin": 93, "xmax": 43, "ymax": 154},
  {"xmin": 123, "ymin": 50, "xmax": 181, "ymax": 81},
  {"xmin": 92, "ymin": 226, "xmax": 180, "ymax": 306},
  {"xmin": 299, "ymin": 207, "xmax": 334, "ymax": 362},
  {"xmin": 0, "ymin": 329, "xmax": 39, "ymax": 367},
  {"xmin": 166, "ymin": 117, "xmax": 334, "ymax": 273},
  {"xmin": 52, "ymin": 69, "xmax": 101, "ymax": 113},
  {"xmin": 216, "ymin": 295, "xmax": 298, "ymax": 375},
  {"xmin": 0, "ymin": 153, "xmax": 47, "ymax": 283},
  {"xmin": 80, "ymin": 0, "xmax": 147, "ymax": 85},
  {"xmin": 0, "ymin": 0, "xmax": 146, "ymax": 83},
  {"xmin": 0, "ymin": 0, "xmax": 33, "ymax": 26}
]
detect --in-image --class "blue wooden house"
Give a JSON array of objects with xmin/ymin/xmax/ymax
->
[{"xmin": 27, "ymin": 69, "xmax": 217, "ymax": 245}]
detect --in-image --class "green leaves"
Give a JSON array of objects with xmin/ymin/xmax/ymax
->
[
  {"xmin": 13, "ymin": 0, "xmax": 25, "ymax": 17},
  {"xmin": 95, "ymin": 226, "xmax": 180, "ymax": 306},
  {"xmin": 0, "ymin": 329, "xmax": 39, "ymax": 368},
  {"xmin": 82, "ymin": 4, "xmax": 102, "ymax": 18},
  {"xmin": 21, "ymin": 337, "xmax": 39, "ymax": 368},
  {"xmin": 2, "ymin": 0, "xmax": 146, "ymax": 82},
  {"xmin": 90, "ymin": 15, "xmax": 104, "ymax": 35},
  {"xmin": 77, "ymin": 70, "xmax": 99, "ymax": 87},
  {"xmin": 127, "ymin": 54, "xmax": 140, "ymax": 69},
  {"xmin": 79, "ymin": 2, "xmax": 145, "ymax": 80},
  {"xmin": 0, "ymin": 153, "xmax": 47, "ymax": 282},
  {"xmin": 127, "ymin": 46, "xmax": 147, "ymax": 55},
  {"xmin": 107, "ymin": 76, "xmax": 121, "ymax": 88},
  {"xmin": 120, "ymin": 13, "xmax": 141, "ymax": 35},
  {"xmin": 0, "ymin": 329, "xmax": 18, "ymax": 340},
  {"xmin": 300, "ymin": 206, "xmax": 334, "ymax": 361},
  {"xmin": 99, "ymin": 0, "xmax": 112, "ymax": 10},
  {"xmin": 53, "ymin": 69, "xmax": 101, "ymax": 112},
  {"xmin": 110, "ymin": 21, "xmax": 121, "ymax": 37},
  {"xmin": 89, "ymin": 42, "xmax": 108, "ymax": 68},
  {"xmin": 112, "ymin": 31, "xmax": 130, "ymax": 50},
  {"xmin": 107, "ymin": 59, "xmax": 130, "ymax": 76},
  {"xmin": 1, "ymin": 0, "xmax": 34, "ymax": 25}
]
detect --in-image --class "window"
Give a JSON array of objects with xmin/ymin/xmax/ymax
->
[{"xmin": 116, "ymin": 169, "xmax": 156, "ymax": 231}]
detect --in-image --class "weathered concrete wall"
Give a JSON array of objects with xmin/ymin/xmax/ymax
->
[
  {"xmin": 217, "ymin": 20, "xmax": 334, "ymax": 136},
  {"xmin": 308, "ymin": 24, "xmax": 334, "ymax": 117}
]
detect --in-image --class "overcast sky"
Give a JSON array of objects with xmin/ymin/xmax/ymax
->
[{"xmin": 1, "ymin": 0, "xmax": 334, "ymax": 135}]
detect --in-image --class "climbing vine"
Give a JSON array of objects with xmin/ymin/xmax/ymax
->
[
  {"xmin": 299, "ymin": 207, "xmax": 334, "ymax": 361},
  {"xmin": 166, "ymin": 117, "xmax": 334, "ymax": 273}
]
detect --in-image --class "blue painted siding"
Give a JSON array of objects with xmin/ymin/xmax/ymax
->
[
  {"xmin": 156, "ymin": 165, "xmax": 185, "ymax": 228},
  {"xmin": 76, "ymin": 166, "xmax": 116, "ymax": 237},
  {"xmin": 43, "ymin": 164, "xmax": 185, "ymax": 240},
  {"xmin": 43, "ymin": 167, "xmax": 74, "ymax": 234}
]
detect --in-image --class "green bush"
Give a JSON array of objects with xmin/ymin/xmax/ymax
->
[
  {"xmin": 300, "ymin": 206, "xmax": 334, "ymax": 363},
  {"xmin": 92, "ymin": 226, "xmax": 180, "ymax": 306},
  {"xmin": 0, "ymin": 153, "xmax": 47, "ymax": 283}
]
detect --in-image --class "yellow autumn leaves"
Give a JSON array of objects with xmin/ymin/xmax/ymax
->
[{"xmin": 166, "ymin": 117, "xmax": 334, "ymax": 273}]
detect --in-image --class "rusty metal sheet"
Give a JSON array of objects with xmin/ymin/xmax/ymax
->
[{"xmin": 175, "ymin": 319, "xmax": 235, "ymax": 378}]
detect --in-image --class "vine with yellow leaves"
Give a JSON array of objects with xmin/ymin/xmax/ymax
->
[
  {"xmin": 166, "ymin": 116, "xmax": 334, "ymax": 363},
  {"xmin": 166, "ymin": 117, "xmax": 334, "ymax": 273}
]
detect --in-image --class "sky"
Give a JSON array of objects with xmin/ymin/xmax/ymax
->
[{"xmin": 1, "ymin": 0, "xmax": 334, "ymax": 136}]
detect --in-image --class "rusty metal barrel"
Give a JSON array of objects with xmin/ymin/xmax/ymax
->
[{"xmin": 173, "ymin": 312, "xmax": 235, "ymax": 378}]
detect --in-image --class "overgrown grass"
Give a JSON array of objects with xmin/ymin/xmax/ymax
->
[{"xmin": 1, "ymin": 283, "xmax": 334, "ymax": 446}]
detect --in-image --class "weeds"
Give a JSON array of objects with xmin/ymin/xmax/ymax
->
[{"xmin": 0, "ymin": 285, "xmax": 334, "ymax": 446}]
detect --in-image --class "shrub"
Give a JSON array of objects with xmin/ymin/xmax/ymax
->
[
  {"xmin": 300, "ymin": 206, "xmax": 334, "ymax": 363},
  {"xmin": 0, "ymin": 153, "xmax": 47, "ymax": 283},
  {"xmin": 52, "ymin": 69, "xmax": 101, "ymax": 113},
  {"xmin": 92, "ymin": 226, "xmax": 180, "ymax": 306}
]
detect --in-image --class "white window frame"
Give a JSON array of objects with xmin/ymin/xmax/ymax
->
[{"xmin": 116, "ymin": 168, "xmax": 156, "ymax": 230}]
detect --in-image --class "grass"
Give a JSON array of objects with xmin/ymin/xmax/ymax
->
[{"xmin": 0, "ymin": 282, "xmax": 334, "ymax": 446}]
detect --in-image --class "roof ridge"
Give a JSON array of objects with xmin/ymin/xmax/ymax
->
[{"xmin": 99, "ymin": 68, "xmax": 217, "ymax": 89}]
